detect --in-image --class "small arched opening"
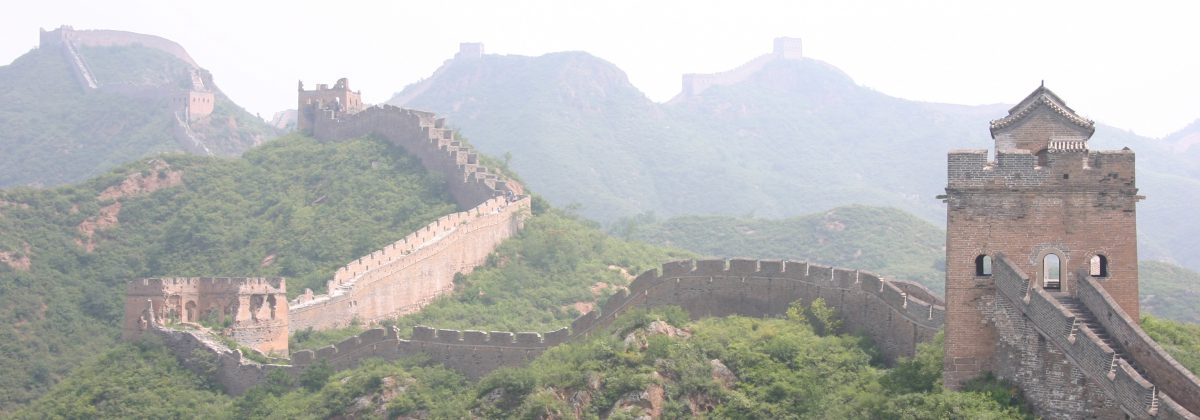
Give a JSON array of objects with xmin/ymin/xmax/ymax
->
[
  {"xmin": 1090, "ymin": 255, "xmax": 1108, "ymax": 278},
  {"xmin": 975, "ymin": 255, "xmax": 993, "ymax": 276},
  {"xmin": 1043, "ymin": 254, "xmax": 1062, "ymax": 290},
  {"xmin": 184, "ymin": 301, "xmax": 197, "ymax": 323}
]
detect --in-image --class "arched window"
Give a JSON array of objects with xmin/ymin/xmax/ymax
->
[
  {"xmin": 975, "ymin": 255, "xmax": 992, "ymax": 276},
  {"xmin": 1043, "ymin": 254, "xmax": 1062, "ymax": 290},
  {"xmin": 1090, "ymin": 255, "xmax": 1108, "ymax": 277}
]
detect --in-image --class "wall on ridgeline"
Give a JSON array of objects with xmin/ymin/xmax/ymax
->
[
  {"xmin": 281, "ymin": 258, "xmax": 946, "ymax": 384},
  {"xmin": 285, "ymin": 99, "xmax": 529, "ymax": 333},
  {"xmin": 567, "ymin": 259, "xmax": 944, "ymax": 364},
  {"xmin": 309, "ymin": 104, "xmax": 523, "ymax": 210},
  {"xmin": 288, "ymin": 196, "xmax": 529, "ymax": 331}
]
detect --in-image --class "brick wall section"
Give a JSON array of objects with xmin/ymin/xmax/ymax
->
[
  {"xmin": 568, "ymin": 259, "xmax": 943, "ymax": 364},
  {"xmin": 288, "ymin": 196, "xmax": 528, "ymax": 330},
  {"xmin": 40, "ymin": 25, "xmax": 199, "ymax": 67},
  {"xmin": 309, "ymin": 103, "xmax": 523, "ymax": 209},
  {"xmin": 123, "ymin": 277, "xmax": 289, "ymax": 354},
  {"xmin": 989, "ymin": 256, "xmax": 1195, "ymax": 419},
  {"xmin": 944, "ymin": 145, "xmax": 1140, "ymax": 388},
  {"xmin": 1075, "ymin": 275, "xmax": 1200, "ymax": 416},
  {"xmin": 162, "ymin": 258, "xmax": 944, "ymax": 392}
]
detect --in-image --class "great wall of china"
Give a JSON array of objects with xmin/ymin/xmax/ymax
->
[
  {"xmin": 122, "ymin": 79, "xmax": 1200, "ymax": 418},
  {"xmin": 38, "ymin": 26, "xmax": 228, "ymax": 156}
]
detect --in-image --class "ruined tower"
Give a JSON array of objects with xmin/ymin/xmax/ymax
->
[
  {"xmin": 942, "ymin": 85, "xmax": 1140, "ymax": 387},
  {"xmin": 123, "ymin": 277, "xmax": 290, "ymax": 355},
  {"xmin": 297, "ymin": 78, "xmax": 364, "ymax": 134}
]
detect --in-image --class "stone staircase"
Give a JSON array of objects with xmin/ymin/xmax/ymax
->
[{"xmin": 1053, "ymin": 293, "xmax": 1160, "ymax": 410}]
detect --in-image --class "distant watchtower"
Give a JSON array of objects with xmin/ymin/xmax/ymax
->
[
  {"xmin": 297, "ymin": 78, "xmax": 364, "ymax": 134},
  {"xmin": 942, "ymin": 86, "xmax": 1141, "ymax": 387}
]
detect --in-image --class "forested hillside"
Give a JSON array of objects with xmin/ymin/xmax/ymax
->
[
  {"xmin": 0, "ymin": 43, "xmax": 272, "ymax": 188},
  {"xmin": 0, "ymin": 134, "xmax": 454, "ymax": 412}
]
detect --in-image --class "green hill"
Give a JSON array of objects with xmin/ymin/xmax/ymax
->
[
  {"xmin": 0, "ymin": 134, "xmax": 454, "ymax": 412},
  {"xmin": 388, "ymin": 47, "xmax": 1200, "ymax": 275},
  {"xmin": 0, "ymin": 42, "xmax": 272, "ymax": 188}
]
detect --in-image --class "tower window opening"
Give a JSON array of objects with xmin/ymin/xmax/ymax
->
[
  {"xmin": 1043, "ymin": 254, "xmax": 1062, "ymax": 290},
  {"xmin": 975, "ymin": 255, "xmax": 992, "ymax": 276},
  {"xmin": 1090, "ymin": 255, "xmax": 1108, "ymax": 277}
]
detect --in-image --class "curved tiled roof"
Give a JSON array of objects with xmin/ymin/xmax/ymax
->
[{"xmin": 990, "ymin": 86, "xmax": 1095, "ymax": 136}]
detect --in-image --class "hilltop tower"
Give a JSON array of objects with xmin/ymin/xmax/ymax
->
[
  {"xmin": 298, "ymin": 78, "xmax": 364, "ymax": 134},
  {"xmin": 942, "ymin": 86, "xmax": 1141, "ymax": 387}
]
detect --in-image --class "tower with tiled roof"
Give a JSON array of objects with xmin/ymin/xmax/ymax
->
[{"xmin": 942, "ymin": 85, "xmax": 1141, "ymax": 387}]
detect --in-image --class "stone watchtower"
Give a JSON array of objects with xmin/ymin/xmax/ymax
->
[
  {"xmin": 297, "ymin": 78, "xmax": 364, "ymax": 134},
  {"xmin": 942, "ymin": 85, "xmax": 1141, "ymax": 387}
]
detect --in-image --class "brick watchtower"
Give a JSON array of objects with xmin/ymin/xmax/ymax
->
[
  {"xmin": 942, "ymin": 85, "xmax": 1141, "ymax": 388},
  {"xmin": 297, "ymin": 78, "xmax": 364, "ymax": 134}
]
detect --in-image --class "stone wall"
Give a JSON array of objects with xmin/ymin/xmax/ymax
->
[
  {"xmin": 123, "ymin": 277, "xmax": 289, "ymax": 354},
  {"xmin": 284, "ymin": 258, "xmax": 946, "ymax": 383},
  {"xmin": 309, "ymin": 104, "xmax": 523, "ymax": 209},
  {"xmin": 987, "ymin": 256, "xmax": 1195, "ymax": 419},
  {"xmin": 40, "ymin": 25, "xmax": 199, "ymax": 67},
  {"xmin": 674, "ymin": 38, "xmax": 803, "ymax": 100},
  {"xmin": 288, "ymin": 196, "xmax": 528, "ymax": 330},
  {"xmin": 944, "ymin": 146, "xmax": 1141, "ymax": 387},
  {"xmin": 1075, "ymin": 274, "xmax": 1200, "ymax": 416},
  {"xmin": 287, "ymin": 99, "xmax": 529, "ymax": 331}
]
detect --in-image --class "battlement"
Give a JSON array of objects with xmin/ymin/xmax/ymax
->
[{"xmin": 947, "ymin": 148, "xmax": 1136, "ymax": 190}]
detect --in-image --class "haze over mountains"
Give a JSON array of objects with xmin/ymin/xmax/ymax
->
[
  {"xmin": 0, "ymin": 27, "xmax": 272, "ymax": 188},
  {"xmin": 388, "ymin": 41, "xmax": 1200, "ymax": 272}
]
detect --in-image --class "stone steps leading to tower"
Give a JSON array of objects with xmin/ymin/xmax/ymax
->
[{"xmin": 1053, "ymin": 293, "xmax": 1149, "ymax": 378}]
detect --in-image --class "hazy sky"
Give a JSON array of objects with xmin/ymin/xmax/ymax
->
[{"xmin": 3, "ymin": 0, "xmax": 1197, "ymax": 137}]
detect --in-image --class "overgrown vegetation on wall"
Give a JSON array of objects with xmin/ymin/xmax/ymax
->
[{"xmin": 0, "ymin": 135, "xmax": 454, "ymax": 412}]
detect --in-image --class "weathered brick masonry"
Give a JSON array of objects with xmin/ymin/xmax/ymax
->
[{"xmin": 944, "ymin": 86, "xmax": 1198, "ymax": 419}]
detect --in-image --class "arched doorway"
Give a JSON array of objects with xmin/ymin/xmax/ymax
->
[
  {"xmin": 185, "ymin": 301, "xmax": 197, "ymax": 323},
  {"xmin": 1043, "ymin": 254, "xmax": 1062, "ymax": 291}
]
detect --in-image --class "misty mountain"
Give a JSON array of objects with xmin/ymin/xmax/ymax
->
[
  {"xmin": 388, "ymin": 45, "xmax": 1200, "ymax": 272},
  {"xmin": 0, "ymin": 28, "xmax": 273, "ymax": 188}
]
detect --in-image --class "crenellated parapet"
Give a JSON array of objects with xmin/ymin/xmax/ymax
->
[
  {"xmin": 566, "ymin": 259, "xmax": 944, "ymax": 362},
  {"xmin": 287, "ymin": 195, "xmax": 529, "ymax": 331},
  {"xmin": 305, "ymin": 101, "xmax": 524, "ymax": 209}
]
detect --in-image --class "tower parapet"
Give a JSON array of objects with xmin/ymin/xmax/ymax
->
[{"xmin": 297, "ymin": 78, "xmax": 364, "ymax": 133}]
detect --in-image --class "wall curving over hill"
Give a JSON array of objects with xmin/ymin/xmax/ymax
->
[
  {"xmin": 288, "ymin": 196, "xmax": 528, "ymax": 331},
  {"xmin": 144, "ymin": 258, "xmax": 946, "ymax": 393}
]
